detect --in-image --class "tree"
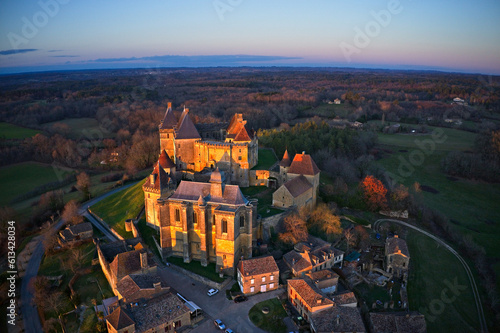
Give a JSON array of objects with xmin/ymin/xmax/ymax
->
[
  {"xmin": 389, "ymin": 184, "xmax": 410, "ymax": 211},
  {"xmin": 353, "ymin": 225, "xmax": 370, "ymax": 251},
  {"xmin": 309, "ymin": 204, "xmax": 342, "ymax": 241},
  {"xmin": 360, "ymin": 175, "xmax": 388, "ymax": 211},
  {"xmin": 77, "ymin": 172, "xmax": 91, "ymax": 200},
  {"xmin": 344, "ymin": 228, "xmax": 356, "ymax": 252},
  {"xmin": 62, "ymin": 200, "xmax": 83, "ymax": 225},
  {"xmin": 279, "ymin": 213, "xmax": 308, "ymax": 245}
]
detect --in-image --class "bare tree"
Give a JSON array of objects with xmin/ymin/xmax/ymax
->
[
  {"xmin": 279, "ymin": 213, "xmax": 308, "ymax": 245},
  {"xmin": 344, "ymin": 228, "xmax": 356, "ymax": 252},
  {"xmin": 77, "ymin": 172, "xmax": 91, "ymax": 200},
  {"xmin": 61, "ymin": 200, "xmax": 83, "ymax": 225}
]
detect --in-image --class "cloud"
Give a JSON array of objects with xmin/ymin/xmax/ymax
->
[
  {"xmin": 0, "ymin": 48, "xmax": 38, "ymax": 56},
  {"xmin": 48, "ymin": 49, "xmax": 63, "ymax": 52},
  {"xmin": 50, "ymin": 55, "xmax": 80, "ymax": 58}
]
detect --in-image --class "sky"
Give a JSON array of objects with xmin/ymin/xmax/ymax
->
[{"xmin": 0, "ymin": 0, "xmax": 499, "ymax": 75}]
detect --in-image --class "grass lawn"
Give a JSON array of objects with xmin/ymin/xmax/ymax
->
[
  {"xmin": 406, "ymin": 229, "xmax": 480, "ymax": 333},
  {"xmin": 0, "ymin": 162, "xmax": 72, "ymax": 206},
  {"xmin": 136, "ymin": 217, "xmax": 161, "ymax": 257},
  {"xmin": 41, "ymin": 118, "xmax": 113, "ymax": 139},
  {"xmin": 253, "ymin": 148, "xmax": 278, "ymax": 170},
  {"xmin": 354, "ymin": 282, "xmax": 402, "ymax": 309},
  {"xmin": 241, "ymin": 186, "xmax": 283, "ymax": 218},
  {"xmin": 166, "ymin": 256, "xmax": 225, "ymax": 282},
  {"xmin": 90, "ymin": 178, "xmax": 146, "ymax": 238},
  {"xmin": 0, "ymin": 122, "xmax": 41, "ymax": 139},
  {"xmin": 248, "ymin": 298, "xmax": 288, "ymax": 333}
]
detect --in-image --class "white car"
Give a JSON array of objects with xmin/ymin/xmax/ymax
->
[{"xmin": 207, "ymin": 288, "xmax": 219, "ymax": 296}]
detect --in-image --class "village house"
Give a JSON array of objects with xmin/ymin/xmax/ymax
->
[
  {"xmin": 237, "ymin": 255, "xmax": 279, "ymax": 295},
  {"xmin": 284, "ymin": 242, "xmax": 344, "ymax": 277},
  {"xmin": 288, "ymin": 279, "xmax": 334, "ymax": 321},
  {"xmin": 59, "ymin": 222, "xmax": 93, "ymax": 244},
  {"xmin": 385, "ymin": 235, "xmax": 410, "ymax": 280},
  {"xmin": 115, "ymin": 274, "xmax": 170, "ymax": 303},
  {"xmin": 310, "ymin": 305, "xmax": 366, "ymax": 333},
  {"xmin": 306, "ymin": 270, "xmax": 339, "ymax": 294},
  {"xmin": 334, "ymin": 98, "xmax": 341, "ymax": 104},
  {"xmin": 368, "ymin": 312, "xmax": 427, "ymax": 333}
]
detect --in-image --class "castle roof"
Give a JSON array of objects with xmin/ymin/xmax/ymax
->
[
  {"xmin": 158, "ymin": 150, "xmax": 175, "ymax": 169},
  {"xmin": 238, "ymin": 256, "xmax": 279, "ymax": 277},
  {"xmin": 159, "ymin": 104, "xmax": 177, "ymax": 130},
  {"xmin": 279, "ymin": 150, "xmax": 292, "ymax": 167},
  {"xmin": 288, "ymin": 152, "xmax": 320, "ymax": 176},
  {"xmin": 143, "ymin": 162, "xmax": 172, "ymax": 192},
  {"xmin": 105, "ymin": 306, "xmax": 135, "ymax": 331},
  {"xmin": 169, "ymin": 180, "xmax": 248, "ymax": 206},
  {"xmin": 175, "ymin": 108, "xmax": 201, "ymax": 140},
  {"xmin": 209, "ymin": 167, "xmax": 222, "ymax": 183},
  {"xmin": 386, "ymin": 236, "xmax": 410, "ymax": 257},
  {"xmin": 226, "ymin": 113, "xmax": 254, "ymax": 142},
  {"xmin": 282, "ymin": 175, "xmax": 313, "ymax": 198}
]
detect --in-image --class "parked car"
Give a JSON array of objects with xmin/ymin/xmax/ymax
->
[
  {"xmin": 214, "ymin": 319, "xmax": 226, "ymax": 330},
  {"xmin": 225, "ymin": 329, "xmax": 234, "ymax": 333},
  {"xmin": 233, "ymin": 295, "xmax": 248, "ymax": 303},
  {"xmin": 207, "ymin": 288, "xmax": 219, "ymax": 296}
]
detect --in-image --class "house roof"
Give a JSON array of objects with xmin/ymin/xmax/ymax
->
[
  {"xmin": 68, "ymin": 222, "xmax": 92, "ymax": 235},
  {"xmin": 369, "ymin": 312, "xmax": 427, "ymax": 333},
  {"xmin": 288, "ymin": 152, "xmax": 320, "ymax": 176},
  {"xmin": 283, "ymin": 250, "xmax": 313, "ymax": 273},
  {"xmin": 98, "ymin": 238, "xmax": 145, "ymax": 262},
  {"xmin": 238, "ymin": 256, "xmax": 279, "ymax": 277},
  {"xmin": 175, "ymin": 108, "xmax": 201, "ymax": 140},
  {"xmin": 333, "ymin": 291, "xmax": 357, "ymax": 306},
  {"xmin": 226, "ymin": 113, "xmax": 254, "ymax": 142},
  {"xmin": 386, "ymin": 236, "xmax": 410, "ymax": 257},
  {"xmin": 288, "ymin": 279, "xmax": 333, "ymax": 309},
  {"xmin": 130, "ymin": 292, "xmax": 190, "ymax": 333},
  {"xmin": 169, "ymin": 180, "xmax": 248, "ymax": 206},
  {"xmin": 307, "ymin": 269, "xmax": 339, "ymax": 282},
  {"xmin": 279, "ymin": 150, "xmax": 292, "ymax": 167},
  {"xmin": 109, "ymin": 249, "xmax": 154, "ymax": 280},
  {"xmin": 159, "ymin": 105, "xmax": 178, "ymax": 130},
  {"xmin": 282, "ymin": 175, "xmax": 313, "ymax": 198},
  {"xmin": 158, "ymin": 150, "xmax": 175, "ymax": 169},
  {"xmin": 116, "ymin": 274, "xmax": 168, "ymax": 301},
  {"xmin": 143, "ymin": 162, "xmax": 172, "ymax": 192},
  {"xmin": 105, "ymin": 306, "xmax": 135, "ymax": 331},
  {"xmin": 310, "ymin": 305, "xmax": 366, "ymax": 333}
]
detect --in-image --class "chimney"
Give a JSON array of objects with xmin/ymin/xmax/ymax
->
[
  {"xmin": 140, "ymin": 252, "xmax": 148, "ymax": 269},
  {"xmin": 167, "ymin": 102, "xmax": 172, "ymax": 109},
  {"xmin": 150, "ymin": 174, "xmax": 156, "ymax": 185},
  {"xmin": 302, "ymin": 151, "xmax": 305, "ymax": 155},
  {"xmin": 316, "ymin": 298, "xmax": 322, "ymax": 304},
  {"xmin": 153, "ymin": 282, "xmax": 161, "ymax": 291}
]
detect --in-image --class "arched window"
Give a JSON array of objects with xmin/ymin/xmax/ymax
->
[
  {"xmin": 175, "ymin": 209, "xmax": 180, "ymax": 222},
  {"xmin": 240, "ymin": 215, "xmax": 245, "ymax": 228},
  {"xmin": 222, "ymin": 219, "xmax": 228, "ymax": 233},
  {"xmin": 193, "ymin": 211, "xmax": 198, "ymax": 227}
]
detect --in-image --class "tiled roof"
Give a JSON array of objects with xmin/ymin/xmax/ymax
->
[
  {"xmin": 307, "ymin": 269, "xmax": 339, "ymax": 282},
  {"xmin": 99, "ymin": 238, "xmax": 144, "ymax": 262},
  {"xmin": 386, "ymin": 236, "xmax": 410, "ymax": 257},
  {"xmin": 288, "ymin": 152, "xmax": 320, "ymax": 175},
  {"xmin": 143, "ymin": 162, "xmax": 172, "ymax": 192},
  {"xmin": 116, "ymin": 274, "xmax": 168, "ymax": 301},
  {"xmin": 131, "ymin": 292, "xmax": 190, "ymax": 333},
  {"xmin": 288, "ymin": 279, "xmax": 333, "ymax": 309},
  {"xmin": 169, "ymin": 180, "xmax": 248, "ymax": 206},
  {"xmin": 279, "ymin": 150, "xmax": 292, "ymax": 167},
  {"xmin": 105, "ymin": 306, "xmax": 135, "ymax": 331},
  {"xmin": 283, "ymin": 175, "xmax": 312, "ymax": 198},
  {"xmin": 226, "ymin": 113, "xmax": 253, "ymax": 142},
  {"xmin": 333, "ymin": 291, "xmax": 357, "ymax": 306},
  {"xmin": 311, "ymin": 305, "xmax": 366, "ymax": 333},
  {"xmin": 369, "ymin": 312, "xmax": 426, "ymax": 333},
  {"xmin": 238, "ymin": 256, "xmax": 279, "ymax": 277},
  {"xmin": 109, "ymin": 249, "xmax": 154, "ymax": 280},
  {"xmin": 284, "ymin": 250, "xmax": 313, "ymax": 273},
  {"xmin": 158, "ymin": 150, "xmax": 175, "ymax": 169},
  {"xmin": 159, "ymin": 105, "xmax": 178, "ymax": 130},
  {"xmin": 68, "ymin": 222, "xmax": 92, "ymax": 235},
  {"xmin": 175, "ymin": 109, "xmax": 201, "ymax": 140}
]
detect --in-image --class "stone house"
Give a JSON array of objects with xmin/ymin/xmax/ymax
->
[
  {"xmin": 288, "ymin": 279, "xmax": 334, "ymax": 322},
  {"xmin": 284, "ymin": 243, "xmax": 344, "ymax": 277},
  {"xmin": 310, "ymin": 305, "xmax": 366, "ymax": 333},
  {"xmin": 59, "ymin": 222, "xmax": 93, "ymax": 243},
  {"xmin": 385, "ymin": 235, "xmax": 410, "ymax": 279},
  {"xmin": 368, "ymin": 312, "xmax": 427, "ymax": 333},
  {"xmin": 306, "ymin": 269, "xmax": 339, "ymax": 294},
  {"xmin": 115, "ymin": 274, "xmax": 170, "ymax": 303},
  {"xmin": 237, "ymin": 256, "xmax": 279, "ymax": 295}
]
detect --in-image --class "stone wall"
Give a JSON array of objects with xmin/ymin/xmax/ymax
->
[
  {"xmin": 168, "ymin": 262, "xmax": 233, "ymax": 290},
  {"xmin": 260, "ymin": 211, "xmax": 287, "ymax": 241}
]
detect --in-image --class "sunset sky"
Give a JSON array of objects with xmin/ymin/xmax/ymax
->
[{"xmin": 1, "ymin": 0, "xmax": 499, "ymax": 74}]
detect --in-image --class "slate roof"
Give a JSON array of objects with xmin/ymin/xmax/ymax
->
[
  {"xmin": 333, "ymin": 291, "xmax": 357, "ymax": 306},
  {"xmin": 386, "ymin": 236, "xmax": 410, "ymax": 257},
  {"xmin": 238, "ymin": 256, "xmax": 279, "ymax": 277},
  {"xmin": 310, "ymin": 305, "xmax": 366, "ymax": 333},
  {"xmin": 169, "ymin": 180, "xmax": 248, "ymax": 206},
  {"xmin": 116, "ymin": 274, "xmax": 168, "ymax": 301},
  {"xmin": 284, "ymin": 250, "xmax": 313, "ymax": 273},
  {"xmin": 105, "ymin": 306, "xmax": 135, "ymax": 331},
  {"xmin": 68, "ymin": 222, "xmax": 92, "ymax": 235},
  {"xmin": 159, "ymin": 105, "xmax": 178, "ymax": 130},
  {"xmin": 143, "ymin": 162, "xmax": 172, "ymax": 192},
  {"xmin": 175, "ymin": 109, "xmax": 201, "ymax": 140},
  {"xmin": 283, "ymin": 175, "xmax": 313, "ymax": 198},
  {"xmin": 99, "ymin": 238, "xmax": 144, "ymax": 262},
  {"xmin": 131, "ymin": 292, "xmax": 190, "ymax": 333},
  {"xmin": 279, "ymin": 150, "xmax": 292, "ymax": 167},
  {"xmin": 158, "ymin": 150, "xmax": 175, "ymax": 169},
  {"xmin": 369, "ymin": 312, "xmax": 427, "ymax": 333},
  {"xmin": 288, "ymin": 152, "xmax": 320, "ymax": 175},
  {"xmin": 288, "ymin": 279, "xmax": 334, "ymax": 309}
]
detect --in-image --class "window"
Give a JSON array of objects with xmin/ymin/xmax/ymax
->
[
  {"xmin": 250, "ymin": 278, "xmax": 254, "ymax": 284},
  {"xmin": 261, "ymin": 285, "xmax": 266, "ymax": 292},
  {"xmin": 240, "ymin": 216, "xmax": 245, "ymax": 228},
  {"xmin": 222, "ymin": 219, "xmax": 227, "ymax": 233},
  {"xmin": 212, "ymin": 215, "xmax": 216, "ymax": 226},
  {"xmin": 174, "ymin": 320, "xmax": 181, "ymax": 328},
  {"xmin": 165, "ymin": 324, "xmax": 171, "ymax": 332},
  {"xmin": 250, "ymin": 286, "xmax": 254, "ymax": 293},
  {"xmin": 193, "ymin": 211, "xmax": 197, "ymax": 226},
  {"xmin": 238, "ymin": 156, "xmax": 242, "ymax": 160},
  {"xmin": 270, "ymin": 283, "xmax": 274, "ymax": 289},
  {"xmin": 270, "ymin": 275, "xmax": 274, "ymax": 281},
  {"xmin": 262, "ymin": 276, "xmax": 266, "ymax": 282},
  {"xmin": 175, "ymin": 209, "xmax": 180, "ymax": 222}
]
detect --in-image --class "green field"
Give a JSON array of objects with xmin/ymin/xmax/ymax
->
[
  {"xmin": 0, "ymin": 162, "xmax": 72, "ymax": 206},
  {"xmin": 406, "ymin": 229, "xmax": 480, "ymax": 333},
  {"xmin": 248, "ymin": 298, "xmax": 288, "ymax": 333},
  {"xmin": 0, "ymin": 122, "xmax": 41, "ymax": 139},
  {"xmin": 252, "ymin": 148, "xmax": 278, "ymax": 170},
  {"xmin": 41, "ymin": 118, "xmax": 113, "ymax": 139},
  {"xmin": 90, "ymin": 179, "xmax": 146, "ymax": 237}
]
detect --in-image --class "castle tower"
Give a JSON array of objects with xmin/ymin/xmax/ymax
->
[
  {"xmin": 174, "ymin": 108, "xmax": 201, "ymax": 170},
  {"xmin": 159, "ymin": 102, "xmax": 177, "ymax": 161},
  {"xmin": 279, "ymin": 149, "xmax": 292, "ymax": 185}
]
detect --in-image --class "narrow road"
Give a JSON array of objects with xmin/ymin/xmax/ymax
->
[
  {"xmin": 373, "ymin": 219, "xmax": 488, "ymax": 333},
  {"xmin": 20, "ymin": 182, "xmax": 137, "ymax": 333}
]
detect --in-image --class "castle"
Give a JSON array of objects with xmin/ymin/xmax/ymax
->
[{"xmin": 143, "ymin": 103, "xmax": 320, "ymax": 275}]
